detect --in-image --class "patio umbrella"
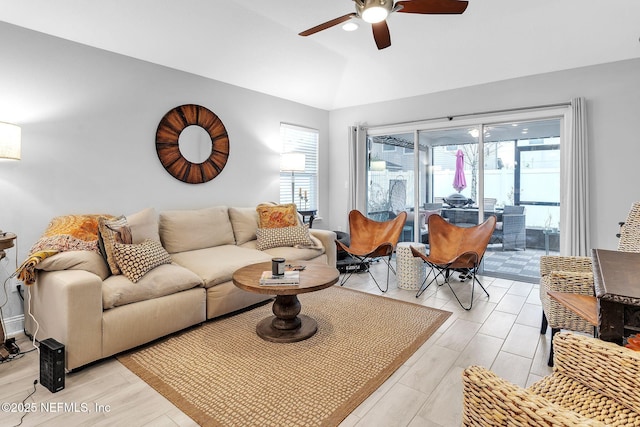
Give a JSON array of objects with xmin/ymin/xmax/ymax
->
[{"xmin": 453, "ymin": 149, "xmax": 467, "ymax": 192}]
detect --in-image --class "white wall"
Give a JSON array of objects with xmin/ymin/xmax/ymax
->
[
  {"xmin": 328, "ymin": 58, "xmax": 640, "ymax": 251},
  {"xmin": 0, "ymin": 22, "xmax": 330, "ymax": 330}
]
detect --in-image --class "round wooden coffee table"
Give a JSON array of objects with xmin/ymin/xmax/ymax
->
[{"xmin": 232, "ymin": 261, "xmax": 339, "ymax": 343}]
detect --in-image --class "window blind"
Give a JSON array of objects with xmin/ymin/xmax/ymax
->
[{"xmin": 279, "ymin": 123, "xmax": 318, "ymax": 211}]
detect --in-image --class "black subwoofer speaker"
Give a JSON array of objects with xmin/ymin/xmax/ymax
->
[{"xmin": 40, "ymin": 338, "xmax": 65, "ymax": 393}]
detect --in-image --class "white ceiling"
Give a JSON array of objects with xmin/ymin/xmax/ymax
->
[{"xmin": 1, "ymin": 0, "xmax": 639, "ymax": 110}]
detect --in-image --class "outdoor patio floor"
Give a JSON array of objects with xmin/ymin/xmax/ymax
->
[{"xmin": 484, "ymin": 246, "xmax": 558, "ymax": 283}]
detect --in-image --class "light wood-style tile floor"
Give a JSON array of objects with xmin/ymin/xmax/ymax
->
[{"xmin": 0, "ymin": 262, "xmax": 554, "ymax": 426}]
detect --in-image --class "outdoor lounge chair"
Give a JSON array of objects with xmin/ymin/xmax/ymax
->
[{"xmin": 491, "ymin": 205, "xmax": 526, "ymax": 250}]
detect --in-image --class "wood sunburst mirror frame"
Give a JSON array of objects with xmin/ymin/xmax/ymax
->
[{"xmin": 156, "ymin": 104, "xmax": 230, "ymax": 184}]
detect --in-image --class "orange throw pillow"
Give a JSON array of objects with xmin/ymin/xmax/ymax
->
[{"xmin": 256, "ymin": 203, "xmax": 299, "ymax": 229}]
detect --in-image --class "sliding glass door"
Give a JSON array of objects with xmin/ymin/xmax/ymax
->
[
  {"xmin": 480, "ymin": 120, "xmax": 561, "ymax": 281},
  {"xmin": 365, "ymin": 115, "xmax": 562, "ymax": 282},
  {"xmin": 366, "ymin": 133, "xmax": 416, "ymax": 242}
]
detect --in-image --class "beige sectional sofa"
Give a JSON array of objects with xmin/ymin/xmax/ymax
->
[{"xmin": 24, "ymin": 206, "xmax": 336, "ymax": 370}]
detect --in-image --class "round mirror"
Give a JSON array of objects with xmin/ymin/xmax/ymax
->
[
  {"xmin": 178, "ymin": 125, "xmax": 212, "ymax": 163},
  {"xmin": 156, "ymin": 104, "xmax": 230, "ymax": 184}
]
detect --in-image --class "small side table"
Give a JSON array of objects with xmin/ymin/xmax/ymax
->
[
  {"xmin": 395, "ymin": 242, "xmax": 426, "ymax": 291},
  {"xmin": 298, "ymin": 210, "xmax": 317, "ymax": 228},
  {"xmin": 0, "ymin": 232, "xmax": 17, "ymax": 261}
]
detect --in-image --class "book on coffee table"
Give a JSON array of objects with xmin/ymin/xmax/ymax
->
[{"xmin": 259, "ymin": 270, "xmax": 300, "ymax": 286}]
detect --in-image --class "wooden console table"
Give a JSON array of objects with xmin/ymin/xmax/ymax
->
[{"xmin": 592, "ymin": 248, "xmax": 640, "ymax": 344}]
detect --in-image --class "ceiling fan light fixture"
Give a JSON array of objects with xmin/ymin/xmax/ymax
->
[
  {"xmin": 362, "ymin": 6, "xmax": 388, "ymax": 23},
  {"xmin": 342, "ymin": 21, "xmax": 359, "ymax": 31}
]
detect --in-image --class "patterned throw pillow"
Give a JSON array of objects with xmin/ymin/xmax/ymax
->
[
  {"xmin": 256, "ymin": 225, "xmax": 313, "ymax": 251},
  {"xmin": 112, "ymin": 239, "xmax": 172, "ymax": 283},
  {"xmin": 256, "ymin": 203, "xmax": 299, "ymax": 229},
  {"xmin": 98, "ymin": 216, "xmax": 133, "ymax": 275}
]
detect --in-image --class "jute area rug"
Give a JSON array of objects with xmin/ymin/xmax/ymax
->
[{"xmin": 117, "ymin": 286, "xmax": 451, "ymax": 427}]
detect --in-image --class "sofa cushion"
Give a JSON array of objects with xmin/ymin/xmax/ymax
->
[
  {"xmin": 256, "ymin": 225, "xmax": 313, "ymax": 250},
  {"xmin": 113, "ymin": 240, "xmax": 173, "ymax": 283},
  {"xmin": 256, "ymin": 203, "xmax": 300, "ymax": 228},
  {"xmin": 170, "ymin": 245, "xmax": 272, "ymax": 288},
  {"xmin": 228, "ymin": 207, "xmax": 259, "ymax": 245},
  {"xmin": 126, "ymin": 207, "xmax": 160, "ymax": 243},
  {"xmin": 98, "ymin": 216, "xmax": 132, "ymax": 275},
  {"xmin": 102, "ymin": 263, "xmax": 203, "ymax": 309},
  {"xmin": 36, "ymin": 250, "xmax": 111, "ymax": 280},
  {"xmin": 159, "ymin": 206, "xmax": 235, "ymax": 253},
  {"xmin": 240, "ymin": 240, "xmax": 324, "ymax": 261}
]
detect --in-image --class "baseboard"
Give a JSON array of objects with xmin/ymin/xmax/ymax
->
[{"xmin": 2, "ymin": 314, "xmax": 25, "ymax": 337}]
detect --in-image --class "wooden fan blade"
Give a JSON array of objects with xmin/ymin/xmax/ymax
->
[
  {"xmin": 299, "ymin": 13, "xmax": 358, "ymax": 36},
  {"xmin": 372, "ymin": 20, "xmax": 391, "ymax": 50},
  {"xmin": 396, "ymin": 0, "xmax": 468, "ymax": 14}
]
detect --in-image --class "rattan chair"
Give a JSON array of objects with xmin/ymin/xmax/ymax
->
[
  {"xmin": 540, "ymin": 255, "xmax": 595, "ymax": 366},
  {"xmin": 411, "ymin": 214, "xmax": 496, "ymax": 310},
  {"xmin": 336, "ymin": 210, "xmax": 407, "ymax": 292},
  {"xmin": 462, "ymin": 332, "xmax": 640, "ymax": 426},
  {"xmin": 618, "ymin": 201, "xmax": 640, "ymax": 252},
  {"xmin": 540, "ymin": 201, "xmax": 640, "ymax": 366}
]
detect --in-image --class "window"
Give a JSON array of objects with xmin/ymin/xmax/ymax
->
[{"xmin": 279, "ymin": 123, "xmax": 318, "ymax": 211}]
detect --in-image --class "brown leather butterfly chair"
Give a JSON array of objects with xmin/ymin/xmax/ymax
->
[
  {"xmin": 411, "ymin": 214, "xmax": 496, "ymax": 310},
  {"xmin": 336, "ymin": 210, "xmax": 407, "ymax": 292}
]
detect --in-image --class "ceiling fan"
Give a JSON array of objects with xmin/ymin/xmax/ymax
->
[{"xmin": 299, "ymin": 0, "xmax": 468, "ymax": 50}]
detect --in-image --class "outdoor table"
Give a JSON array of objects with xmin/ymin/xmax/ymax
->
[{"xmin": 440, "ymin": 207, "xmax": 502, "ymax": 226}]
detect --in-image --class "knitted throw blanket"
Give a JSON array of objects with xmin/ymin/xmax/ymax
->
[{"xmin": 15, "ymin": 214, "xmax": 112, "ymax": 285}]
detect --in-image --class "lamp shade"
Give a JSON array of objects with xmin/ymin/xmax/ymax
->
[
  {"xmin": 0, "ymin": 122, "xmax": 21, "ymax": 160},
  {"xmin": 280, "ymin": 152, "xmax": 305, "ymax": 172}
]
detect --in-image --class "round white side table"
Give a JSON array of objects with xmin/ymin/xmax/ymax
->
[{"xmin": 395, "ymin": 242, "xmax": 426, "ymax": 290}]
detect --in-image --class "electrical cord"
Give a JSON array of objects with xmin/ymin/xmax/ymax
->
[
  {"xmin": 26, "ymin": 287, "xmax": 40, "ymax": 356},
  {"xmin": 0, "ymin": 343, "xmax": 39, "ymax": 364},
  {"xmin": 17, "ymin": 286, "xmax": 41, "ymax": 355},
  {"xmin": 0, "ymin": 258, "xmax": 12, "ymax": 341},
  {"xmin": 13, "ymin": 379, "xmax": 38, "ymax": 427},
  {"xmin": 0, "ymin": 235, "xmax": 18, "ymax": 305},
  {"xmin": 1, "ymin": 237, "xmax": 19, "ymax": 341},
  {"xmin": 0, "ymin": 352, "xmax": 23, "ymax": 364},
  {"xmin": 1, "ymin": 236, "xmax": 40, "ymax": 359}
]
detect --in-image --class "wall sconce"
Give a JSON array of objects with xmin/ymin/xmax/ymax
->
[
  {"xmin": 280, "ymin": 152, "xmax": 306, "ymax": 204},
  {"xmin": 0, "ymin": 122, "xmax": 21, "ymax": 160}
]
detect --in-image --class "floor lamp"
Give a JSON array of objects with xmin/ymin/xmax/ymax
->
[{"xmin": 280, "ymin": 152, "xmax": 306, "ymax": 204}]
